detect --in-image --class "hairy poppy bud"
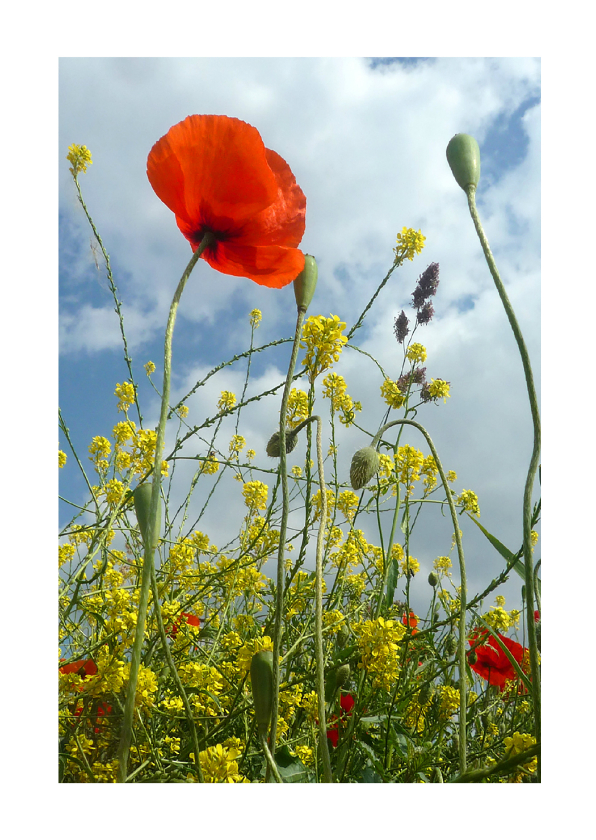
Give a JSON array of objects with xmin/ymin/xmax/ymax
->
[
  {"xmin": 418, "ymin": 682, "xmax": 432, "ymax": 707},
  {"xmin": 445, "ymin": 634, "xmax": 458, "ymax": 656},
  {"xmin": 468, "ymin": 649, "xmax": 478, "ymax": 665},
  {"xmin": 428, "ymin": 571, "xmax": 439, "ymax": 587},
  {"xmin": 294, "ymin": 254, "xmax": 318, "ymax": 311},
  {"xmin": 446, "ymin": 133, "xmax": 481, "ymax": 192},
  {"xmin": 250, "ymin": 651, "xmax": 274, "ymax": 737},
  {"xmin": 266, "ymin": 429, "xmax": 299, "ymax": 458},
  {"xmin": 335, "ymin": 663, "xmax": 350, "ymax": 690},
  {"xmin": 133, "ymin": 482, "xmax": 161, "ymax": 549},
  {"xmin": 350, "ymin": 446, "xmax": 380, "ymax": 490}
]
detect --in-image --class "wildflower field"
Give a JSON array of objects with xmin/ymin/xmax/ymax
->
[{"xmin": 59, "ymin": 118, "xmax": 540, "ymax": 783}]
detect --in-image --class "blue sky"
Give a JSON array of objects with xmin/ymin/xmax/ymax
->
[{"xmin": 59, "ymin": 57, "xmax": 540, "ymax": 624}]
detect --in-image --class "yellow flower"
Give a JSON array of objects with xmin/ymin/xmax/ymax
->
[
  {"xmin": 67, "ymin": 144, "xmax": 92, "ymax": 176},
  {"xmin": 457, "ymin": 489, "xmax": 480, "ymax": 516},
  {"xmin": 406, "ymin": 343, "xmax": 427, "ymax": 364},
  {"xmin": 242, "ymin": 481, "xmax": 268, "ymax": 511},
  {"xmin": 59, "ymin": 450, "xmax": 67, "ymax": 468},
  {"xmin": 217, "ymin": 391, "xmax": 236, "ymax": 411},
  {"xmin": 249, "ymin": 309, "xmax": 262, "ymax": 328},
  {"xmin": 380, "ymin": 378, "xmax": 404, "ymax": 410},
  {"xmin": 300, "ymin": 314, "xmax": 348, "ymax": 382},
  {"xmin": 428, "ymin": 379, "xmax": 450, "ymax": 403},
  {"xmin": 144, "ymin": 361, "xmax": 156, "ymax": 375},
  {"xmin": 394, "ymin": 227, "xmax": 426, "ymax": 262},
  {"xmin": 114, "ymin": 381, "xmax": 136, "ymax": 413},
  {"xmin": 286, "ymin": 388, "xmax": 309, "ymax": 429}
]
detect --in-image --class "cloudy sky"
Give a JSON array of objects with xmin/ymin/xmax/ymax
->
[{"xmin": 59, "ymin": 57, "xmax": 540, "ymax": 629}]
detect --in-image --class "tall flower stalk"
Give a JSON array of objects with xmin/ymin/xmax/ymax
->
[
  {"xmin": 447, "ymin": 133, "xmax": 540, "ymax": 770},
  {"xmin": 116, "ymin": 233, "xmax": 214, "ymax": 782}
]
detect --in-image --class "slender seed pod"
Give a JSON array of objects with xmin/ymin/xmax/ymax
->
[
  {"xmin": 133, "ymin": 482, "xmax": 161, "ymax": 549},
  {"xmin": 250, "ymin": 651, "xmax": 274, "ymax": 738},
  {"xmin": 446, "ymin": 133, "xmax": 481, "ymax": 192},
  {"xmin": 293, "ymin": 254, "xmax": 318, "ymax": 312}
]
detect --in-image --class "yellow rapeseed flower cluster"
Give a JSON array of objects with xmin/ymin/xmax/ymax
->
[
  {"xmin": 322, "ymin": 372, "xmax": 361, "ymax": 427},
  {"xmin": 353, "ymin": 616, "xmax": 406, "ymax": 691},
  {"xmin": 115, "ymin": 382, "xmax": 136, "ymax": 413},
  {"xmin": 300, "ymin": 314, "xmax": 348, "ymax": 382},
  {"xmin": 217, "ymin": 391, "xmax": 237, "ymax": 411},
  {"xmin": 286, "ymin": 388, "xmax": 310, "ymax": 429},
  {"xmin": 457, "ymin": 489, "xmax": 480, "ymax": 516},
  {"xmin": 394, "ymin": 227, "xmax": 426, "ymax": 262},
  {"xmin": 380, "ymin": 378, "xmax": 404, "ymax": 410},
  {"xmin": 67, "ymin": 144, "xmax": 93, "ymax": 176},
  {"xmin": 249, "ymin": 308, "xmax": 262, "ymax": 328},
  {"xmin": 242, "ymin": 480, "xmax": 268, "ymax": 511}
]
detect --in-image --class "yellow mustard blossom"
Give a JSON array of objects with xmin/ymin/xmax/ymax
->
[
  {"xmin": 396, "ymin": 444, "xmax": 424, "ymax": 495},
  {"xmin": 457, "ymin": 489, "xmax": 480, "ymax": 516},
  {"xmin": 421, "ymin": 454, "xmax": 439, "ymax": 493},
  {"xmin": 434, "ymin": 555, "xmax": 452, "ymax": 573},
  {"xmin": 59, "ymin": 450, "xmax": 67, "ymax": 468},
  {"xmin": 286, "ymin": 387, "xmax": 310, "ymax": 429},
  {"xmin": 217, "ymin": 391, "xmax": 236, "ymax": 411},
  {"xmin": 89, "ymin": 436, "xmax": 111, "ymax": 461},
  {"xmin": 337, "ymin": 490, "xmax": 360, "ymax": 522},
  {"xmin": 115, "ymin": 381, "xmax": 136, "ymax": 413},
  {"xmin": 322, "ymin": 609, "xmax": 346, "ymax": 634},
  {"xmin": 242, "ymin": 480, "xmax": 268, "ymax": 511},
  {"xmin": 429, "ymin": 379, "xmax": 450, "ymax": 403},
  {"xmin": 103, "ymin": 478, "xmax": 125, "ymax": 507},
  {"xmin": 394, "ymin": 227, "xmax": 426, "ymax": 262},
  {"xmin": 67, "ymin": 144, "xmax": 92, "ymax": 176},
  {"xmin": 400, "ymin": 555, "xmax": 420, "ymax": 576},
  {"xmin": 380, "ymin": 378, "xmax": 404, "ymax": 410},
  {"xmin": 177, "ymin": 404, "xmax": 189, "ymax": 419},
  {"xmin": 291, "ymin": 465, "xmax": 303, "ymax": 478},
  {"xmin": 322, "ymin": 372, "xmax": 361, "ymax": 427},
  {"xmin": 446, "ymin": 470, "xmax": 457, "ymax": 483},
  {"xmin": 503, "ymin": 732, "xmax": 538, "ymax": 779},
  {"xmin": 531, "ymin": 530, "xmax": 539, "ymax": 549},
  {"xmin": 436, "ymin": 685, "xmax": 460, "ymax": 720},
  {"xmin": 294, "ymin": 746, "xmax": 314, "ymax": 765},
  {"xmin": 112, "ymin": 419, "xmax": 136, "ymax": 447},
  {"xmin": 201, "ymin": 452, "xmax": 220, "ymax": 474},
  {"xmin": 249, "ymin": 308, "xmax": 262, "ymax": 328},
  {"xmin": 144, "ymin": 361, "xmax": 156, "ymax": 375},
  {"xmin": 59, "ymin": 543, "xmax": 76, "ymax": 568},
  {"xmin": 403, "ymin": 689, "xmax": 434, "ymax": 733},
  {"xmin": 229, "ymin": 435, "xmax": 246, "ymax": 458},
  {"xmin": 332, "ymin": 529, "xmax": 369, "ymax": 573},
  {"xmin": 311, "ymin": 488, "xmax": 335, "ymax": 523},
  {"xmin": 237, "ymin": 635, "xmax": 274, "ymax": 675},
  {"xmin": 406, "ymin": 343, "xmax": 427, "ymax": 364},
  {"xmin": 300, "ymin": 314, "xmax": 348, "ymax": 382},
  {"xmin": 196, "ymin": 743, "xmax": 249, "ymax": 783},
  {"xmin": 353, "ymin": 616, "xmax": 406, "ymax": 691},
  {"xmin": 378, "ymin": 453, "xmax": 394, "ymax": 478},
  {"xmin": 246, "ymin": 449, "xmax": 255, "ymax": 461}
]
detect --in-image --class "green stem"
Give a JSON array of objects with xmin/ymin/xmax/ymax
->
[
  {"xmin": 466, "ymin": 187, "xmax": 541, "ymax": 769},
  {"xmin": 270, "ymin": 307, "xmax": 307, "ymax": 757},
  {"xmin": 259, "ymin": 733, "xmax": 284, "ymax": 783},
  {"xmin": 373, "ymin": 418, "xmax": 468, "ymax": 774},
  {"xmin": 116, "ymin": 234, "xmax": 214, "ymax": 783}
]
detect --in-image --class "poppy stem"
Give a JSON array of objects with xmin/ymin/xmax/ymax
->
[
  {"xmin": 373, "ymin": 418, "xmax": 468, "ymax": 775},
  {"xmin": 270, "ymin": 306, "xmax": 306, "ymax": 763},
  {"xmin": 116, "ymin": 234, "xmax": 214, "ymax": 783},
  {"xmin": 465, "ymin": 186, "xmax": 541, "ymax": 773}
]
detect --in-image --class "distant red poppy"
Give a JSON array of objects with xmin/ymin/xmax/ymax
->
[
  {"xmin": 467, "ymin": 631, "xmax": 525, "ymax": 690},
  {"xmin": 326, "ymin": 692, "xmax": 355, "ymax": 748},
  {"xmin": 402, "ymin": 610, "xmax": 418, "ymax": 635},
  {"xmin": 169, "ymin": 611, "xmax": 201, "ymax": 638},
  {"xmin": 59, "ymin": 659, "xmax": 98, "ymax": 677},
  {"xmin": 534, "ymin": 610, "xmax": 540, "ymax": 623},
  {"xmin": 147, "ymin": 115, "xmax": 306, "ymax": 287}
]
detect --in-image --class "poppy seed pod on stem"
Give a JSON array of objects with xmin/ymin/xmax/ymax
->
[
  {"xmin": 293, "ymin": 254, "xmax": 318, "ymax": 311},
  {"xmin": 266, "ymin": 429, "xmax": 299, "ymax": 458},
  {"xmin": 350, "ymin": 446, "xmax": 380, "ymax": 490},
  {"xmin": 446, "ymin": 133, "xmax": 481, "ymax": 192},
  {"xmin": 250, "ymin": 651, "xmax": 274, "ymax": 738}
]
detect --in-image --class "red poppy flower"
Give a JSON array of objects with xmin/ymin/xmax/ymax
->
[
  {"xmin": 169, "ymin": 611, "xmax": 201, "ymax": 638},
  {"xmin": 534, "ymin": 610, "xmax": 540, "ymax": 623},
  {"xmin": 402, "ymin": 610, "xmax": 418, "ymax": 634},
  {"xmin": 59, "ymin": 659, "xmax": 98, "ymax": 677},
  {"xmin": 147, "ymin": 115, "xmax": 306, "ymax": 287},
  {"xmin": 467, "ymin": 631, "xmax": 525, "ymax": 690},
  {"xmin": 326, "ymin": 692, "xmax": 356, "ymax": 748}
]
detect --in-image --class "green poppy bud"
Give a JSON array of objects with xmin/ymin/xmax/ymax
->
[
  {"xmin": 446, "ymin": 133, "xmax": 481, "ymax": 192},
  {"xmin": 350, "ymin": 446, "xmax": 380, "ymax": 490},
  {"xmin": 294, "ymin": 254, "xmax": 318, "ymax": 312},
  {"xmin": 335, "ymin": 663, "xmax": 350, "ymax": 690},
  {"xmin": 266, "ymin": 429, "xmax": 299, "ymax": 458},
  {"xmin": 418, "ymin": 682, "xmax": 432, "ymax": 707},
  {"xmin": 250, "ymin": 650, "xmax": 274, "ymax": 737},
  {"xmin": 445, "ymin": 634, "xmax": 458, "ymax": 656},
  {"xmin": 468, "ymin": 650, "xmax": 478, "ymax": 665},
  {"xmin": 428, "ymin": 571, "xmax": 439, "ymax": 587},
  {"xmin": 133, "ymin": 482, "xmax": 161, "ymax": 549}
]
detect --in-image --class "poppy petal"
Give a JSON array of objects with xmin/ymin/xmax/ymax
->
[{"xmin": 204, "ymin": 241, "xmax": 305, "ymax": 288}]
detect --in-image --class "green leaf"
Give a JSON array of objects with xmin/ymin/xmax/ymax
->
[
  {"xmin": 465, "ymin": 513, "xmax": 534, "ymax": 587},
  {"xmin": 360, "ymin": 765, "xmax": 383, "ymax": 783},
  {"xmin": 273, "ymin": 745, "xmax": 315, "ymax": 783},
  {"xmin": 385, "ymin": 555, "xmax": 399, "ymax": 608}
]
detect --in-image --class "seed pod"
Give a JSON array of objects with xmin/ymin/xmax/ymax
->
[
  {"xmin": 293, "ymin": 254, "xmax": 318, "ymax": 312},
  {"xmin": 350, "ymin": 446, "xmax": 380, "ymax": 490},
  {"xmin": 266, "ymin": 429, "xmax": 299, "ymax": 458},
  {"xmin": 428, "ymin": 571, "xmax": 439, "ymax": 587},
  {"xmin": 418, "ymin": 682, "xmax": 432, "ymax": 707},
  {"xmin": 133, "ymin": 482, "xmax": 161, "ymax": 549},
  {"xmin": 250, "ymin": 650, "xmax": 274, "ymax": 737},
  {"xmin": 446, "ymin": 133, "xmax": 481, "ymax": 192},
  {"xmin": 468, "ymin": 650, "xmax": 478, "ymax": 665},
  {"xmin": 445, "ymin": 634, "xmax": 458, "ymax": 656}
]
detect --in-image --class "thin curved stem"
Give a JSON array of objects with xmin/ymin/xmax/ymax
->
[
  {"xmin": 373, "ymin": 418, "xmax": 468, "ymax": 775},
  {"xmin": 466, "ymin": 187, "xmax": 541, "ymax": 770},
  {"xmin": 270, "ymin": 306, "xmax": 307, "ymax": 755},
  {"xmin": 116, "ymin": 235, "xmax": 213, "ymax": 782}
]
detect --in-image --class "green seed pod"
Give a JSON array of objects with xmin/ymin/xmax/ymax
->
[
  {"xmin": 350, "ymin": 446, "xmax": 380, "ymax": 490},
  {"xmin": 250, "ymin": 650, "xmax": 274, "ymax": 737},
  {"xmin": 446, "ymin": 133, "xmax": 481, "ymax": 192},
  {"xmin": 133, "ymin": 482, "xmax": 161, "ymax": 549},
  {"xmin": 418, "ymin": 682, "xmax": 432, "ymax": 707},
  {"xmin": 293, "ymin": 254, "xmax": 318, "ymax": 312},
  {"xmin": 428, "ymin": 571, "xmax": 439, "ymax": 587},
  {"xmin": 266, "ymin": 429, "xmax": 299, "ymax": 458},
  {"xmin": 468, "ymin": 649, "xmax": 478, "ymax": 665}
]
